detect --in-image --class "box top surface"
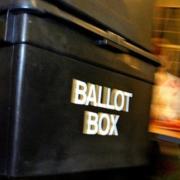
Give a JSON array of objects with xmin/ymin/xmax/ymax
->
[
  {"xmin": 0, "ymin": 0, "xmax": 155, "ymax": 51},
  {"xmin": 53, "ymin": 0, "xmax": 155, "ymax": 51}
]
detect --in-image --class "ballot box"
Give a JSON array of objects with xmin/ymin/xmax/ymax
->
[{"xmin": 0, "ymin": 0, "xmax": 159, "ymax": 179}]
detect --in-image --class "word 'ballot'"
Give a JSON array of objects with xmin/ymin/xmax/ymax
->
[{"xmin": 71, "ymin": 79, "xmax": 133, "ymax": 136}]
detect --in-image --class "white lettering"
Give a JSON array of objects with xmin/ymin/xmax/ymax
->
[
  {"xmin": 98, "ymin": 113, "xmax": 111, "ymax": 136},
  {"xmin": 85, "ymin": 83, "xmax": 97, "ymax": 106},
  {"xmin": 113, "ymin": 89, "xmax": 124, "ymax": 111},
  {"xmin": 83, "ymin": 111, "xmax": 98, "ymax": 135},
  {"xmin": 109, "ymin": 114, "xmax": 119, "ymax": 136},
  {"xmin": 71, "ymin": 79, "xmax": 87, "ymax": 105},
  {"xmin": 71, "ymin": 79, "xmax": 133, "ymax": 112},
  {"xmin": 83, "ymin": 111, "xmax": 119, "ymax": 136},
  {"xmin": 124, "ymin": 92, "xmax": 133, "ymax": 112}
]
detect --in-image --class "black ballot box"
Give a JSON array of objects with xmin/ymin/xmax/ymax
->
[{"xmin": 0, "ymin": 0, "xmax": 160, "ymax": 179}]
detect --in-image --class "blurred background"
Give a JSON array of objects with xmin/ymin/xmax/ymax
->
[{"xmin": 149, "ymin": 0, "xmax": 180, "ymax": 179}]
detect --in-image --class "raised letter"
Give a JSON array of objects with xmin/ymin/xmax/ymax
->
[
  {"xmin": 71, "ymin": 79, "xmax": 87, "ymax": 105},
  {"xmin": 98, "ymin": 113, "xmax": 110, "ymax": 136},
  {"xmin": 109, "ymin": 115, "xmax": 119, "ymax": 136},
  {"xmin": 102, "ymin": 87, "xmax": 115, "ymax": 110},
  {"xmin": 83, "ymin": 111, "xmax": 98, "ymax": 135},
  {"xmin": 124, "ymin": 92, "xmax": 133, "ymax": 112},
  {"xmin": 113, "ymin": 90, "xmax": 125, "ymax": 111},
  {"xmin": 85, "ymin": 83, "xmax": 97, "ymax": 106}
]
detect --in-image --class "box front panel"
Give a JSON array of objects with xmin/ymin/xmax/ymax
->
[
  {"xmin": 0, "ymin": 47, "xmax": 14, "ymax": 175},
  {"xmin": 12, "ymin": 45, "xmax": 152, "ymax": 176}
]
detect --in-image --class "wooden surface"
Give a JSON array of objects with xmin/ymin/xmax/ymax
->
[{"xmin": 149, "ymin": 124, "xmax": 180, "ymax": 139}]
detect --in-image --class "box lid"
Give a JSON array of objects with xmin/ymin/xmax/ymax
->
[
  {"xmin": 56, "ymin": 0, "xmax": 155, "ymax": 51},
  {"xmin": 0, "ymin": 0, "xmax": 155, "ymax": 51}
]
